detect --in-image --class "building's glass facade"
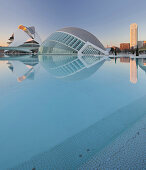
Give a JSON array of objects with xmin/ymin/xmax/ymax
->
[
  {"xmin": 39, "ymin": 32, "xmax": 85, "ymax": 54},
  {"xmin": 39, "ymin": 55, "xmax": 85, "ymax": 77},
  {"xmin": 39, "ymin": 40, "xmax": 77, "ymax": 54},
  {"xmin": 39, "ymin": 55, "xmax": 78, "ymax": 68},
  {"xmin": 81, "ymin": 55, "xmax": 103, "ymax": 65},
  {"xmin": 130, "ymin": 23, "xmax": 138, "ymax": 48},
  {"xmin": 49, "ymin": 32, "xmax": 85, "ymax": 51},
  {"xmin": 39, "ymin": 28, "xmax": 107, "ymax": 55},
  {"xmin": 82, "ymin": 45, "xmax": 104, "ymax": 55},
  {"xmin": 48, "ymin": 58, "xmax": 85, "ymax": 77}
]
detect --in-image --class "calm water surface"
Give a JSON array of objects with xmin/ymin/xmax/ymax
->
[{"xmin": 0, "ymin": 55, "xmax": 146, "ymax": 169}]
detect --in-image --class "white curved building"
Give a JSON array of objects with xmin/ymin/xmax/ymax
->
[{"xmin": 39, "ymin": 27, "xmax": 108, "ymax": 55}]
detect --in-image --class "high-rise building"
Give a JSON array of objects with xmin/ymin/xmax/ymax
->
[{"xmin": 130, "ymin": 23, "xmax": 138, "ymax": 48}]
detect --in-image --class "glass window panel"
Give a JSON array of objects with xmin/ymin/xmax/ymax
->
[{"xmin": 39, "ymin": 40, "xmax": 77, "ymax": 54}]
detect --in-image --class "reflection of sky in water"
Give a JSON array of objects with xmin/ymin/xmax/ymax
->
[{"xmin": 0, "ymin": 55, "xmax": 146, "ymax": 169}]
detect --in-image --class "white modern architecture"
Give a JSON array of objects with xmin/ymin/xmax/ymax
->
[
  {"xmin": 39, "ymin": 27, "xmax": 108, "ymax": 55},
  {"xmin": 0, "ymin": 25, "xmax": 41, "ymax": 54}
]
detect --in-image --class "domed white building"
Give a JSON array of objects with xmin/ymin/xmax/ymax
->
[{"xmin": 39, "ymin": 27, "xmax": 108, "ymax": 55}]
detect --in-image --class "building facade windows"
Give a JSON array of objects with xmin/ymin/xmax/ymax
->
[
  {"xmin": 130, "ymin": 23, "xmax": 138, "ymax": 48},
  {"xmin": 39, "ymin": 27, "xmax": 107, "ymax": 55}
]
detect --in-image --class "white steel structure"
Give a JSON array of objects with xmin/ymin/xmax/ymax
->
[
  {"xmin": 130, "ymin": 23, "xmax": 138, "ymax": 48},
  {"xmin": 0, "ymin": 25, "xmax": 41, "ymax": 54},
  {"xmin": 39, "ymin": 27, "xmax": 108, "ymax": 56}
]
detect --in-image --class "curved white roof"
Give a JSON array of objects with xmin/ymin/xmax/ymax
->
[
  {"xmin": 9, "ymin": 29, "xmax": 41, "ymax": 47},
  {"xmin": 57, "ymin": 27, "xmax": 105, "ymax": 50}
]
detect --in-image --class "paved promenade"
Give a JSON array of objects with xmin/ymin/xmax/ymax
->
[{"xmin": 79, "ymin": 115, "xmax": 146, "ymax": 170}]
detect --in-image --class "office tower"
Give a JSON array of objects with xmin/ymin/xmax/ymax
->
[{"xmin": 130, "ymin": 23, "xmax": 138, "ymax": 48}]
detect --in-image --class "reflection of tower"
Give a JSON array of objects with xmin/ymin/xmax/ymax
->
[
  {"xmin": 130, "ymin": 58, "xmax": 138, "ymax": 84},
  {"xmin": 130, "ymin": 23, "xmax": 138, "ymax": 48}
]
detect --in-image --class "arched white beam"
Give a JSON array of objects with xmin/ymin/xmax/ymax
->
[{"xmin": 78, "ymin": 41, "xmax": 109, "ymax": 56}]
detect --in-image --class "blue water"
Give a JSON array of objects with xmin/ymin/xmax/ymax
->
[{"xmin": 0, "ymin": 55, "xmax": 146, "ymax": 169}]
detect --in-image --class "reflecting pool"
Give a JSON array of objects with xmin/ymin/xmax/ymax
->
[{"xmin": 0, "ymin": 55, "xmax": 146, "ymax": 169}]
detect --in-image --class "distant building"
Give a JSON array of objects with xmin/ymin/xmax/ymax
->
[
  {"xmin": 111, "ymin": 46, "xmax": 118, "ymax": 49},
  {"xmin": 143, "ymin": 41, "xmax": 146, "ymax": 47},
  {"xmin": 120, "ymin": 43, "xmax": 130, "ymax": 51},
  {"xmin": 110, "ymin": 46, "xmax": 120, "ymax": 51},
  {"xmin": 138, "ymin": 41, "xmax": 144, "ymax": 48},
  {"xmin": 130, "ymin": 23, "xmax": 138, "ymax": 48},
  {"xmin": 0, "ymin": 47, "xmax": 4, "ymax": 56}
]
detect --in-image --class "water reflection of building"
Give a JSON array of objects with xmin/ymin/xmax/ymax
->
[
  {"xmin": 6, "ymin": 55, "xmax": 39, "ymax": 82},
  {"xmin": 0, "ymin": 48, "xmax": 4, "ymax": 57},
  {"xmin": 120, "ymin": 57, "xmax": 130, "ymax": 63},
  {"xmin": 130, "ymin": 58, "xmax": 138, "ymax": 84},
  {"xmin": 138, "ymin": 58, "xmax": 146, "ymax": 73},
  {"xmin": 17, "ymin": 66, "xmax": 35, "ymax": 82},
  {"xmin": 39, "ymin": 55, "xmax": 106, "ymax": 80}
]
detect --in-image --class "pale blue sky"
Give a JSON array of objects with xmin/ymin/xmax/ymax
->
[{"xmin": 0, "ymin": 0, "xmax": 146, "ymax": 46}]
